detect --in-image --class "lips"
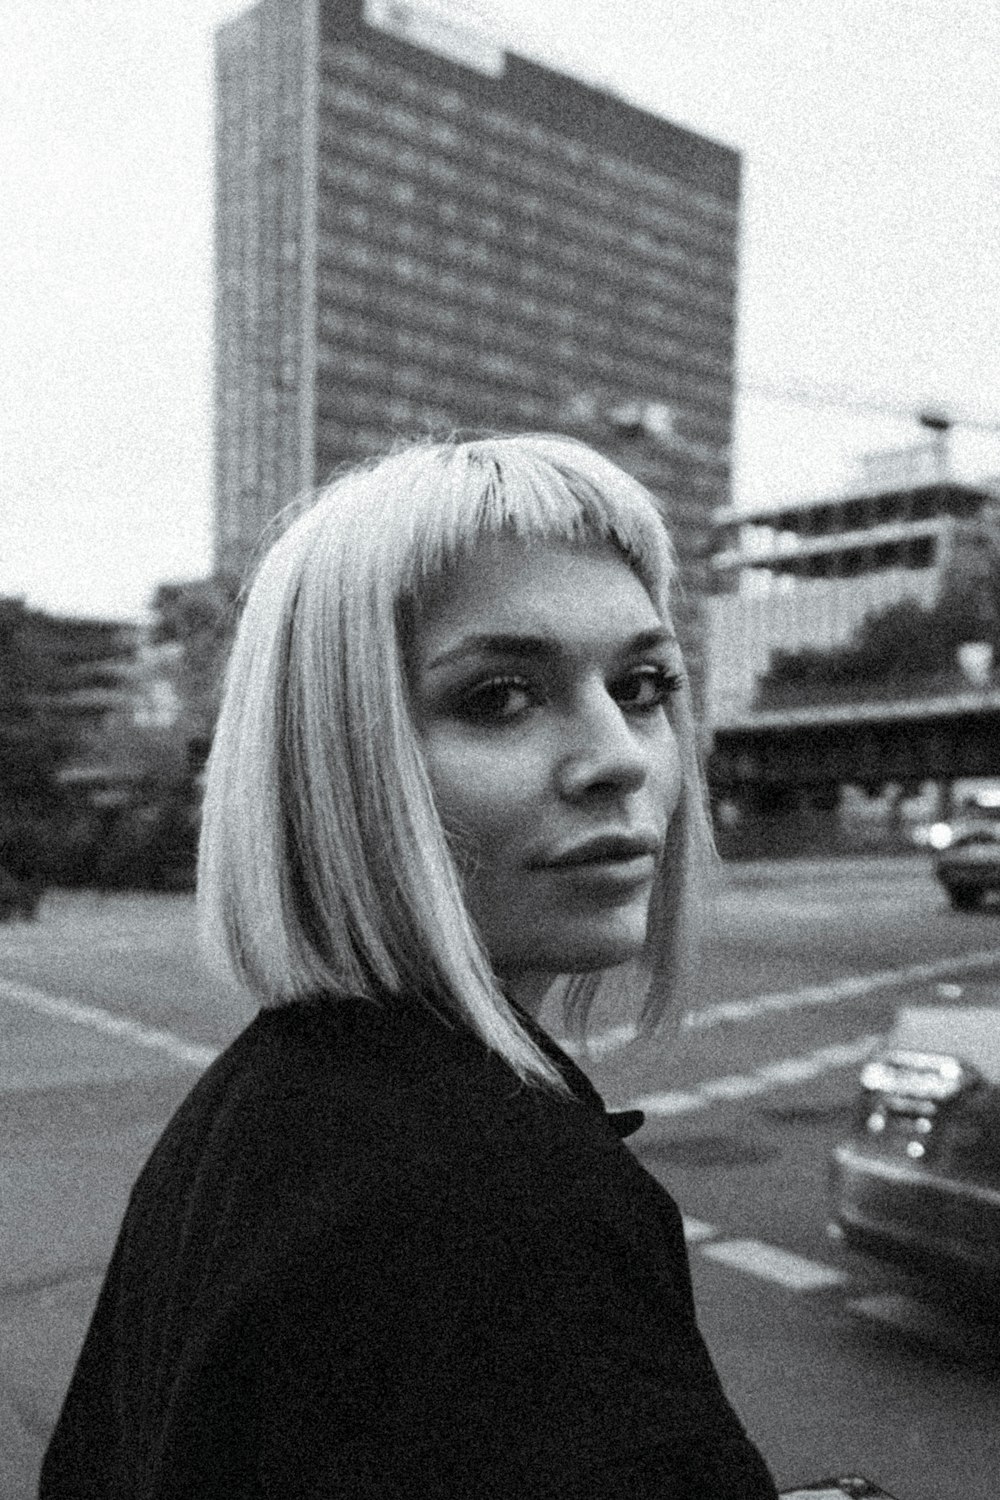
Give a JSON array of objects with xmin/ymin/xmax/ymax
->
[{"xmin": 542, "ymin": 833, "xmax": 661, "ymax": 869}]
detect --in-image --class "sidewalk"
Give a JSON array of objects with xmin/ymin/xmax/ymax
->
[{"xmin": 0, "ymin": 1005, "xmax": 196, "ymax": 1499}]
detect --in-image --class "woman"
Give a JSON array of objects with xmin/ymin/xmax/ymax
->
[{"xmin": 41, "ymin": 435, "xmax": 777, "ymax": 1497}]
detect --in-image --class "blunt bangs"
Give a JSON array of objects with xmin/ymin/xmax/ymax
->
[
  {"xmin": 388, "ymin": 435, "xmax": 675, "ymax": 618},
  {"xmin": 198, "ymin": 433, "xmax": 713, "ymax": 1090}
]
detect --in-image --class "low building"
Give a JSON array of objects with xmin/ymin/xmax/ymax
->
[
  {"xmin": 704, "ymin": 461, "xmax": 1000, "ymax": 854},
  {"xmin": 708, "ymin": 471, "xmax": 1000, "ymax": 727}
]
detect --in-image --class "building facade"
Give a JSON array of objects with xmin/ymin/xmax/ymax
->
[
  {"xmin": 707, "ymin": 469, "xmax": 1000, "ymax": 727},
  {"xmin": 214, "ymin": 0, "xmax": 741, "ymax": 704}
]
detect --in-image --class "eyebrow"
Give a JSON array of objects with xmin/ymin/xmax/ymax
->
[{"xmin": 425, "ymin": 627, "xmax": 676, "ymax": 672}]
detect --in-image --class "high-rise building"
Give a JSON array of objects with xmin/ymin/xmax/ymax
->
[{"xmin": 214, "ymin": 0, "xmax": 740, "ymax": 704}]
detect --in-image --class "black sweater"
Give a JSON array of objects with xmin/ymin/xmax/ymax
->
[{"xmin": 40, "ymin": 993, "xmax": 777, "ymax": 1498}]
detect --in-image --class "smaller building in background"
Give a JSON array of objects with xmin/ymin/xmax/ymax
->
[
  {"xmin": 704, "ymin": 453, "xmax": 1000, "ymax": 858},
  {"xmin": 707, "ymin": 465, "xmax": 1000, "ymax": 727}
]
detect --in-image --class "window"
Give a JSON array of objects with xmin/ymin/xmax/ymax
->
[
  {"xmin": 426, "ymin": 155, "xmax": 460, "ymax": 185},
  {"xmin": 387, "ymin": 396, "xmax": 415, "ymax": 424},
  {"xmin": 325, "ymin": 81, "xmax": 370, "ymax": 113},
  {"xmin": 428, "ymin": 119, "xmax": 460, "ymax": 148},
  {"xmin": 480, "ymin": 350, "xmax": 519, "ymax": 378}
]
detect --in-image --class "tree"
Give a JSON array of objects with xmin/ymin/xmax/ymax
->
[
  {"xmin": 756, "ymin": 532, "xmax": 1000, "ymax": 708},
  {"xmin": 0, "ymin": 601, "xmax": 145, "ymax": 896},
  {"xmin": 0, "ymin": 601, "xmax": 67, "ymax": 892},
  {"xmin": 149, "ymin": 574, "xmax": 241, "ymax": 752}
]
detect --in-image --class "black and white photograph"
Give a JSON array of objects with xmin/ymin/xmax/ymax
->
[{"xmin": 2, "ymin": 3, "xmax": 998, "ymax": 1496}]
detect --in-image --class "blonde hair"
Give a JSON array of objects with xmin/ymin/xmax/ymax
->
[{"xmin": 198, "ymin": 434, "xmax": 714, "ymax": 1090}]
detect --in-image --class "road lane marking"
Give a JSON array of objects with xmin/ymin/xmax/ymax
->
[
  {"xmin": 574, "ymin": 1024, "xmax": 637, "ymax": 1058},
  {"xmin": 562, "ymin": 947, "xmax": 1000, "ymax": 1058},
  {"xmin": 701, "ymin": 1239, "xmax": 847, "ymax": 1291},
  {"xmin": 682, "ymin": 948, "xmax": 1000, "ymax": 1032},
  {"xmin": 681, "ymin": 1216, "xmax": 717, "ymax": 1243},
  {"xmin": 0, "ymin": 977, "xmax": 220, "ymax": 1070},
  {"xmin": 630, "ymin": 1034, "xmax": 883, "ymax": 1117}
]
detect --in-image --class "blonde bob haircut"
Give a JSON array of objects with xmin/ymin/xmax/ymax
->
[{"xmin": 198, "ymin": 433, "xmax": 714, "ymax": 1092}]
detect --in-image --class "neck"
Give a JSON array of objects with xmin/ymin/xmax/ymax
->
[{"xmin": 501, "ymin": 971, "xmax": 555, "ymax": 1018}]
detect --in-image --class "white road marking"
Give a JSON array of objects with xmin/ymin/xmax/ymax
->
[
  {"xmin": 701, "ymin": 1238, "xmax": 847, "ymax": 1291},
  {"xmin": 576, "ymin": 1024, "xmax": 638, "ymax": 1059},
  {"xmin": 682, "ymin": 948, "xmax": 1000, "ymax": 1033},
  {"xmin": 630, "ymin": 1034, "xmax": 882, "ymax": 1117},
  {"xmin": 0, "ymin": 977, "xmax": 220, "ymax": 1070},
  {"xmin": 681, "ymin": 1216, "xmax": 717, "ymax": 1243},
  {"xmin": 563, "ymin": 948, "xmax": 1000, "ymax": 1060},
  {"xmin": 632, "ymin": 1088, "xmax": 709, "ymax": 1116}
]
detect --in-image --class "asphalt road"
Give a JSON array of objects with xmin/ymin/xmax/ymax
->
[{"xmin": 2, "ymin": 853, "xmax": 999, "ymax": 1499}]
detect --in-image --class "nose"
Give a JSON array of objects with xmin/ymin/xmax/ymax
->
[{"xmin": 555, "ymin": 682, "xmax": 650, "ymax": 800}]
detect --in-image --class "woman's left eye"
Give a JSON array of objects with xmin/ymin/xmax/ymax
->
[
  {"xmin": 614, "ymin": 664, "xmax": 681, "ymax": 712},
  {"xmin": 457, "ymin": 676, "xmax": 536, "ymax": 726}
]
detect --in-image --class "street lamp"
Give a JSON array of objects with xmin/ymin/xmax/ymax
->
[{"xmin": 918, "ymin": 407, "xmax": 951, "ymax": 481}]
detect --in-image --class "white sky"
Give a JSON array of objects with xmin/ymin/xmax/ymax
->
[{"xmin": 2, "ymin": 0, "xmax": 998, "ymax": 620}]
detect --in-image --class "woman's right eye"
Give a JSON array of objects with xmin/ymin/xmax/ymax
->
[{"xmin": 458, "ymin": 676, "xmax": 535, "ymax": 726}]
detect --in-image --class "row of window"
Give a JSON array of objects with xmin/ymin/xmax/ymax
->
[
  {"xmin": 316, "ymin": 334, "xmax": 540, "ymax": 396},
  {"xmin": 314, "ymin": 291, "xmax": 731, "ymax": 405},
  {"xmin": 314, "ymin": 381, "xmax": 550, "ymax": 430},
  {"xmin": 316, "ymin": 156, "xmax": 735, "ymax": 294},
  {"xmin": 317, "ymin": 242, "xmax": 731, "ymax": 351},
  {"xmin": 217, "ymin": 246, "xmax": 732, "ymax": 412},
  {"xmin": 328, "ymin": 43, "xmax": 736, "ymax": 228},
  {"xmin": 310, "ymin": 331, "xmax": 732, "ymax": 447},
  {"xmin": 314, "ymin": 261, "xmax": 733, "ymax": 387},
  {"xmin": 317, "ymin": 98, "xmax": 736, "ymax": 275},
  {"xmin": 314, "ymin": 220, "xmax": 735, "ymax": 334}
]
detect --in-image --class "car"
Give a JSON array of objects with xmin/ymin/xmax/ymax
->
[
  {"xmin": 934, "ymin": 821, "xmax": 1000, "ymax": 910},
  {"xmin": 828, "ymin": 1004, "xmax": 1000, "ymax": 1309},
  {"xmin": 778, "ymin": 1482, "xmax": 899, "ymax": 1498}
]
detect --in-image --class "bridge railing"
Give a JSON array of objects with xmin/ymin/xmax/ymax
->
[{"xmin": 753, "ymin": 665, "xmax": 1000, "ymax": 715}]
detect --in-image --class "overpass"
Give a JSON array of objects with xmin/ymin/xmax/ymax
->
[{"xmin": 710, "ymin": 685, "xmax": 1000, "ymax": 802}]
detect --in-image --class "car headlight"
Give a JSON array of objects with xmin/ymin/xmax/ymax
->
[{"xmin": 860, "ymin": 1049, "xmax": 973, "ymax": 1104}]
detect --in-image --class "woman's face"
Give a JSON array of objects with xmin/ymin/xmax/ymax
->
[{"xmin": 409, "ymin": 534, "xmax": 684, "ymax": 994}]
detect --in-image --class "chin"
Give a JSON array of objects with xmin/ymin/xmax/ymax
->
[{"xmin": 544, "ymin": 919, "xmax": 649, "ymax": 974}]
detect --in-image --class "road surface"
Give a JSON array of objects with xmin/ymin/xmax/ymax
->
[{"xmin": 2, "ymin": 853, "xmax": 998, "ymax": 1498}]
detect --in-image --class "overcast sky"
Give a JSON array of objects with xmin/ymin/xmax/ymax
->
[{"xmin": 2, "ymin": 0, "xmax": 998, "ymax": 620}]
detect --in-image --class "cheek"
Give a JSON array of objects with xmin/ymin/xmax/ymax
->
[{"xmin": 421, "ymin": 736, "xmax": 534, "ymax": 856}]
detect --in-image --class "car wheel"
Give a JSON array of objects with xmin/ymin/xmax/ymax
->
[{"xmin": 948, "ymin": 887, "xmax": 981, "ymax": 911}]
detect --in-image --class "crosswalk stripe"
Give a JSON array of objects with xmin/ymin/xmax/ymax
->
[
  {"xmin": 701, "ymin": 1238, "xmax": 847, "ymax": 1291},
  {"xmin": 682, "ymin": 948, "xmax": 1000, "ymax": 1032},
  {"xmin": 560, "ymin": 948, "xmax": 1000, "ymax": 1060},
  {"xmin": 681, "ymin": 1216, "xmax": 717, "ymax": 1243},
  {"xmin": 0, "ymin": 977, "xmax": 220, "ymax": 1070},
  {"xmin": 630, "ymin": 1034, "xmax": 882, "ymax": 1117}
]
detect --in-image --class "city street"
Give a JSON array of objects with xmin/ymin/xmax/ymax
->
[{"xmin": 2, "ymin": 853, "xmax": 999, "ymax": 1498}]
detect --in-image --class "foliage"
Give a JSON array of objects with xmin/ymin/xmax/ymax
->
[
  {"xmin": 149, "ymin": 573, "xmax": 241, "ymax": 746},
  {"xmin": 0, "ymin": 599, "xmax": 144, "ymax": 887},
  {"xmin": 757, "ymin": 553, "xmax": 1000, "ymax": 705},
  {"xmin": 0, "ymin": 600, "xmax": 67, "ymax": 880}
]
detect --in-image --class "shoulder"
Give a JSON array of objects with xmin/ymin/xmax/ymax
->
[{"xmin": 129, "ymin": 993, "xmax": 601, "ymax": 1233}]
